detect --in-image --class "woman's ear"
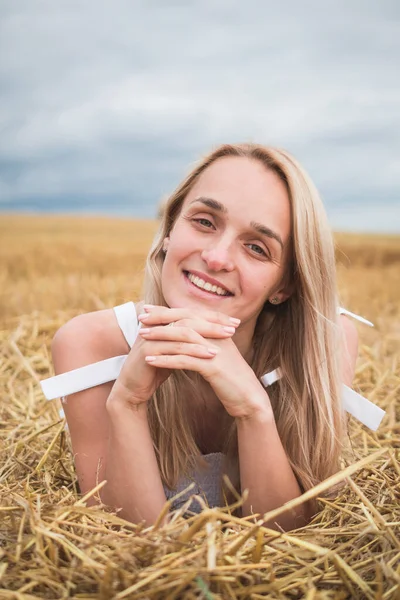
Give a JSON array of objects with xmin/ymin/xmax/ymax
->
[
  {"xmin": 274, "ymin": 288, "xmax": 292, "ymax": 304},
  {"xmin": 274, "ymin": 260, "xmax": 296, "ymax": 304},
  {"xmin": 269, "ymin": 277, "xmax": 295, "ymax": 305},
  {"xmin": 162, "ymin": 237, "xmax": 170, "ymax": 253}
]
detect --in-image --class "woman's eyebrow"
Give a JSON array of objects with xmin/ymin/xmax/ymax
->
[
  {"xmin": 250, "ymin": 222, "xmax": 284, "ymax": 250},
  {"xmin": 189, "ymin": 197, "xmax": 283, "ymax": 250},
  {"xmin": 189, "ymin": 197, "xmax": 228, "ymax": 213}
]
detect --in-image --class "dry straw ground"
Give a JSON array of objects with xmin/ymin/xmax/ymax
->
[{"xmin": 0, "ymin": 214, "xmax": 399, "ymax": 599}]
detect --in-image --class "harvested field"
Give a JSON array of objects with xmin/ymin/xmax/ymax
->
[{"xmin": 1, "ymin": 214, "xmax": 399, "ymax": 599}]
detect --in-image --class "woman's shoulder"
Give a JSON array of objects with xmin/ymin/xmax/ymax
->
[
  {"xmin": 51, "ymin": 302, "xmax": 142, "ymax": 371},
  {"xmin": 338, "ymin": 313, "xmax": 359, "ymax": 387}
]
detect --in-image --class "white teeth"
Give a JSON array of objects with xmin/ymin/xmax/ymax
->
[{"xmin": 187, "ymin": 272, "xmax": 229, "ymax": 296}]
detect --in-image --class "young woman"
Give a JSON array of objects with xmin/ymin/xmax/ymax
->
[{"xmin": 43, "ymin": 143, "xmax": 363, "ymax": 531}]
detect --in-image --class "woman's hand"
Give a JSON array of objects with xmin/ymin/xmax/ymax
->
[
  {"xmin": 106, "ymin": 305, "xmax": 240, "ymax": 412},
  {"xmin": 137, "ymin": 306, "xmax": 271, "ymax": 419}
]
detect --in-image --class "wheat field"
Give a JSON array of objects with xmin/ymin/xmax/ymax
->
[{"xmin": 0, "ymin": 214, "xmax": 399, "ymax": 599}]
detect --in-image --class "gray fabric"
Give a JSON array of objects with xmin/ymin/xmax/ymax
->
[{"xmin": 163, "ymin": 452, "xmax": 225, "ymax": 513}]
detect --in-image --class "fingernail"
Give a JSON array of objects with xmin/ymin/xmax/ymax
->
[
  {"xmin": 208, "ymin": 347, "xmax": 219, "ymax": 355},
  {"xmin": 139, "ymin": 328, "xmax": 150, "ymax": 334},
  {"xmin": 143, "ymin": 304, "xmax": 155, "ymax": 312},
  {"xmin": 229, "ymin": 317, "xmax": 241, "ymax": 326},
  {"xmin": 223, "ymin": 326, "xmax": 236, "ymax": 334},
  {"xmin": 138, "ymin": 313, "xmax": 149, "ymax": 321},
  {"xmin": 145, "ymin": 356, "xmax": 156, "ymax": 362}
]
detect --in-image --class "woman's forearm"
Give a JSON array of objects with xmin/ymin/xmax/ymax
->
[
  {"xmin": 236, "ymin": 395, "xmax": 313, "ymax": 531},
  {"xmin": 103, "ymin": 383, "xmax": 167, "ymax": 524}
]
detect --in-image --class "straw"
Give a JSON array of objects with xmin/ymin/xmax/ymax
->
[{"xmin": 1, "ymin": 216, "xmax": 399, "ymax": 598}]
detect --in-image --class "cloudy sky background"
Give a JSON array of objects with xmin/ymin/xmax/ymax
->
[{"xmin": 1, "ymin": 0, "xmax": 399, "ymax": 232}]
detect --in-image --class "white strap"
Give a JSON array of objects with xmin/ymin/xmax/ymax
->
[
  {"xmin": 260, "ymin": 306, "xmax": 382, "ymax": 431},
  {"xmin": 342, "ymin": 385, "xmax": 385, "ymax": 431},
  {"xmin": 261, "ymin": 370, "xmax": 385, "ymax": 431},
  {"xmin": 338, "ymin": 306, "xmax": 374, "ymax": 327},
  {"xmin": 260, "ymin": 368, "xmax": 282, "ymax": 387},
  {"xmin": 113, "ymin": 301, "xmax": 139, "ymax": 348},
  {"xmin": 40, "ymin": 301, "xmax": 140, "ymax": 401},
  {"xmin": 40, "ymin": 355, "xmax": 128, "ymax": 400}
]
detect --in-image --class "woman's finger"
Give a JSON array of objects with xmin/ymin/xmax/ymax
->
[
  {"xmin": 145, "ymin": 353, "xmax": 214, "ymax": 371},
  {"xmin": 138, "ymin": 305, "xmax": 240, "ymax": 328},
  {"xmin": 141, "ymin": 340, "xmax": 220, "ymax": 359},
  {"xmin": 139, "ymin": 322, "xmax": 236, "ymax": 341}
]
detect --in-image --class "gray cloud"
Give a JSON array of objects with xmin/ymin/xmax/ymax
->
[{"xmin": 0, "ymin": 0, "xmax": 399, "ymax": 230}]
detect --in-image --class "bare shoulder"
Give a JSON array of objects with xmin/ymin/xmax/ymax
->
[
  {"xmin": 339, "ymin": 314, "xmax": 359, "ymax": 353},
  {"xmin": 339, "ymin": 314, "xmax": 359, "ymax": 385},
  {"xmin": 51, "ymin": 303, "xmax": 140, "ymax": 373}
]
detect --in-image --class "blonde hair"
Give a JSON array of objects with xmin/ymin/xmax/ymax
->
[{"xmin": 143, "ymin": 143, "xmax": 345, "ymax": 494}]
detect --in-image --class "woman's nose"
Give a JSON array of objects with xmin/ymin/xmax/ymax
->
[{"xmin": 201, "ymin": 240, "xmax": 235, "ymax": 272}]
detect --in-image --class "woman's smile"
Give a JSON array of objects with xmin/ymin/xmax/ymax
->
[{"xmin": 183, "ymin": 270, "xmax": 234, "ymax": 298}]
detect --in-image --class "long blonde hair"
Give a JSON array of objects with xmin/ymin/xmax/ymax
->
[{"xmin": 143, "ymin": 143, "xmax": 345, "ymax": 493}]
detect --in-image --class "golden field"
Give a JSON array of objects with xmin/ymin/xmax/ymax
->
[{"xmin": 0, "ymin": 214, "xmax": 399, "ymax": 599}]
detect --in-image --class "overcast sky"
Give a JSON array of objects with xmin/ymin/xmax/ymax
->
[{"xmin": 1, "ymin": 0, "xmax": 399, "ymax": 232}]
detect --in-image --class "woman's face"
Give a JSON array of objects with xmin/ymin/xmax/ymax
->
[{"xmin": 161, "ymin": 156, "xmax": 292, "ymax": 341}]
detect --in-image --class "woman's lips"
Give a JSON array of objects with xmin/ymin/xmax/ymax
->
[
  {"xmin": 184, "ymin": 270, "xmax": 233, "ymax": 295},
  {"xmin": 183, "ymin": 271, "xmax": 233, "ymax": 299}
]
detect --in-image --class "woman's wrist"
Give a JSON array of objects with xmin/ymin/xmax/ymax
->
[
  {"xmin": 234, "ymin": 388, "xmax": 274, "ymax": 423},
  {"xmin": 107, "ymin": 381, "xmax": 149, "ymax": 419}
]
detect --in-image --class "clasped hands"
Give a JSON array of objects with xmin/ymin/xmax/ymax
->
[{"xmin": 110, "ymin": 304, "xmax": 271, "ymax": 420}]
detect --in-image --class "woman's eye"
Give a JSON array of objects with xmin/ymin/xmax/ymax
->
[
  {"xmin": 247, "ymin": 243, "xmax": 267, "ymax": 257},
  {"xmin": 194, "ymin": 218, "xmax": 214, "ymax": 228}
]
